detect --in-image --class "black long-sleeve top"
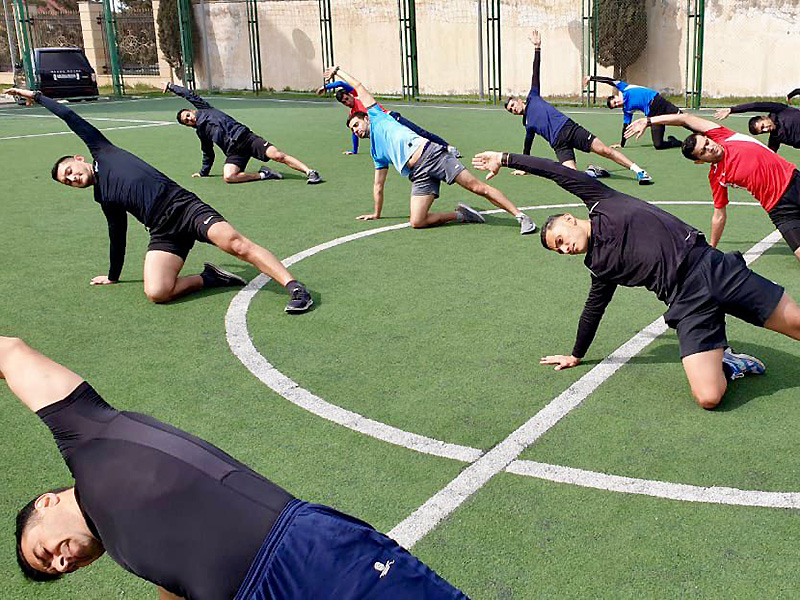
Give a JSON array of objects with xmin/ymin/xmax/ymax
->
[
  {"xmin": 505, "ymin": 154, "xmax": 701, "ymax": 359},
  {"xmin": 168, "ymin": 84, "xmax": 252, "ymax": 175},
  {"xmin": 36, "ymin": 93, "xmax": 188, "ymax": 281},
  {"xmin": 729, "ymin": 101, "xmax": 800, "ymax": 151},
  {"xmin": 522, "ymin": 47, "xmax": 570, "ymax": 155},
  {"xmin": 787, "ymin": 88, "xmax": 800, "ymax": 102}
]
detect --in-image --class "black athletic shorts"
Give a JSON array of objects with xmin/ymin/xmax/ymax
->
[
  {"xmin": 768, "ymin": 169, "xmax": 800, "ymax": 252},
  {"xmin": 147, "ymin": 194, "xmax": 226, "ymax": 260},
  {"xmin": 664, "ymin": 243, "xmax": 785, "ymax": 358},
  {"xmin": 551, "ymin": 119, "xmax": 596, "ymax": 164},
  {"xmin": 225, "ymin": 133, "xmax": 273, "ymax": 170},
  {"xmin": 648, "ymin": 93, "xmax": 681, "ymax": 117}
]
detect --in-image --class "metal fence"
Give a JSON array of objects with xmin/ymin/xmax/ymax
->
[
  {"xmin": 0, "ymin": 2, "xmax": 11, "ymax": 71},
  {"xmin": 117, "ymin": 7, "xmax": 159, "ymax": 76},
  {"xmin": 30, "ymin": 9, "xmax": 83, "ymax": 49}
]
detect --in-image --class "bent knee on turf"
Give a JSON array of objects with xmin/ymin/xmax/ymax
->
[
  {"xmin": 693, "ymin": 389, "xmax": 724, "ymax": 410},
  {"xmin": 144, "ymin": 285, "xmax": 174, "ymax": 304}
]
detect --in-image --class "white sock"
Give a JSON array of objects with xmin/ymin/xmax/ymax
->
[
  {"xmin": 259, "ymin": 171, "xmax": 267, "ymax": 180},
  {"xmin": 629, "ymin": 163, "xmax": 643, "ymax": 174}
]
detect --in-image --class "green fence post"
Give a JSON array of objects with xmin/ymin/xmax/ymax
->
[
  {"xmin": 12, "ymin": 0, "xmax": 35, "ymax": 89},
  {"xmin": 693, "ymin": 0, "xmax": 705, "ymax": 109},
  {"xmin": 398, "ymin": 0, "xmax": 419, "ymax": 101},
  {"xmin": 246, "ymin": 0, "xmax": 261, "ymax": 93},
  {"xmin": 101, "ymin": 0, "xmax": 123, "ymax": 95},
  {"xmin": 178, "ymin": 0, "xmax": 196, "ymax": 91},
  {"xmin": 318, "ymin": 0, "xmax": 334, "ymax": 70}
]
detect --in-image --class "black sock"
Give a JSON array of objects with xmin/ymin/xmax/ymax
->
[
  {"xmin": 285, "ymin": 280, "xmax": 303, "ymax": 293},
  {"xmin": 200, "ymin": 267, "xmax": 214, "ymax": 288},
  {"xmin": 721, "ymin": 362, "xmax": 734, "ymax": 381}
]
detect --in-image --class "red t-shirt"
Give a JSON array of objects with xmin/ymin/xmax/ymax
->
[
  {"xmin": 706, "ymin": 126, "xmax": 796, "ymax": 212},
  {"xmin": 348, "ymin": 89, "xmax": 385, "ymax": 118}
]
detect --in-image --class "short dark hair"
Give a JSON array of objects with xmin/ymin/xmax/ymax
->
[
  {"xmin": 606, "ymin": 96, "xmax": 616, "ymax": 109},
  {"xmin": 51, "ymin": 155, "xmax": 73, "ymax": 182},
  {"xmin": 176, "ymin": 109, "xmax": 188, "ymax": 125},
  {"xmin": 681, "ymin": 133, "xmax": 702, "ymax": 160},
  {"xmin": 540, "ymin": 213, "xmax": 565, "ymax": 250},
  {"xmin": 334, "ymin": 89, "xmax": 349, "ymax": 103},
  {"xmin": 748, "ymin": 115, "xmax": 765, "ymax": 135},
  {"xmin": 504, "ymin": 96, "xmax": 514, "ymax": 110},
  {"xmin": 346, "ymin": 111, "xmax": 368, "ymax": 128},
  {"xmin": 16, "ymin": 486, "xmax": 72, "ymax": 582}
]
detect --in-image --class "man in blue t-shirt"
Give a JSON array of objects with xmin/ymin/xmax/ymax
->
[
  {"xmin": 321, "ymin": 66, "xmax": 536, "ymax": 234},
  {"xmin": 505, "ymin": 30, "xmax": 653, "ymax": 185},
  {"xmin": 585, "ymin": 75, "xmax": 682, "ymax": 150}
]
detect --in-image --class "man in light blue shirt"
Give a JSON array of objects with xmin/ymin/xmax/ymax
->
[{"xmin": 322, "ymin": 66, "xmax": 536, "ymax": 234}]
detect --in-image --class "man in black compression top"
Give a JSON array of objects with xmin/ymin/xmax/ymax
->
[
  {"xmin": 5, "ymin": 88, "xmax": 312, "ymax": 313},
  {"xmin": 472, "ymin": 150, "xmax": 800, "ymax": 409},
  {"xmin": 3, "ymin": 336, "xmax": 468, "ymax": 599},
  {"xmin": 788, "ymin": 88, "xmax": 800, "ymax": 104},
  {"xmin": 714, "ymin": 100, "xmax": 800, "ymax": 153},
  {"xmin": 164, "ymin": 82, "xmax": 323, "ymax": 185}
]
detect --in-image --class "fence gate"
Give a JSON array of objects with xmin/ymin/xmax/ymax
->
[{"xmin": 116, "ymin": 6, "xmax": 159, "ymax": 78}]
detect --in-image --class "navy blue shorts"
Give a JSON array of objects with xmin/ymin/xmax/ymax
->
[{"xmin": 234, "ymin": 500, "xmax": 469, "ymax": 600}]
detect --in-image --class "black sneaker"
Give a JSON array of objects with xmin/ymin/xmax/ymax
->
[
  {"xmin": 201, "ymin": 263, "xmax": 247, "ymax": 288},
  {"xmin": 259, "ymin": 166, "xmax": 283, "ymax": 180},
  {"xmin": 306, "ymin": 170, "xmax": 323, "ymax": 185},
  {"xmin": 285, "ymin": 286, "xmax": 313, "ymax": 313}
]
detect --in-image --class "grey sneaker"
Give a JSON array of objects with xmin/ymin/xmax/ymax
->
[
  {"xmin": 585, "ymin": 164, "xmax": 610, "ymax": 178},
  {"xmin": 306, "ymin": 170, "xmax": 323, "ymax": 184},
  {"xmin": 456, "ymin": 203, "xmax": 486, "ymax": 224},
  {"xmin": 516, "ymin": 212, "xmax": 537, "ymax": 235},
  {"xmin": 722, "ymin": 347, "xmax": 765, "ymax": 380},
  {"xmin": 259, "ymin": 166, "xmax": 283, "ymax": 180},
  {"xmin": 285, "ymin": 285, "xmax": 313, "ymax": 313},
  {"xmin": 201, "ymin": 263, "xmax": 247, "ymax": 289}
]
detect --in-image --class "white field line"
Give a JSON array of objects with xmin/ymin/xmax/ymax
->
[
  {"xmin": 0, "ymin": 122, "xmax": 174, "ymax": 141},
  {"xmin": 0, "ymin": 111, "xmax": 171, "ymax": 124},
  {"xmin": 387, "ymin": 229, "xmax": 783, "ymax": 549}
]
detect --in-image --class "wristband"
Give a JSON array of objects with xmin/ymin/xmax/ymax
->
[{"xmin": 646, "ymin": 116, "xmax": 652, "ymax": 127}]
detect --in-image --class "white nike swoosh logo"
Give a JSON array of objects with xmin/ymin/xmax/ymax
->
[{"xmin": 203, "ymin": 216, "xmax": 213, "ymax": 225}]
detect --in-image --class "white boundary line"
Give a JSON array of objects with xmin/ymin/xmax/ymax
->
[
  {"xmin": 387, "ymin": 228, "xmax": 784, "ymax": 548},
  {"xmin": 0, "ymin": 122, "xmax": 174, "ymax": 141}
]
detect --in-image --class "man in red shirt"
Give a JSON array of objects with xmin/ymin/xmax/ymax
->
[{"xmin": 626, "ymin": 113, "xmax": 800, "ymax": 262}]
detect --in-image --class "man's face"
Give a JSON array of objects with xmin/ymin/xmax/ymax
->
[
  {"xmin": 56, "ymin": 157, "xmax": 95, "ymax": 188},
  {"xmin": 506, "ymin": 98, "xmax": 525, "ymax": 116},
  {"xmin": 753, "ymin": 117, "xmax": 776, "ymax": 133},
  {"xmin": 691, "ymin": 135, "xmax": 724, "ymax": 164},
  {"xmin": 339, "ymin": 93, "xmax": 355, "ymax": 108},
  {"xmin": 544, "ymin": 214, "xmax": 590, "ymax": 255},
  {"xmin": 20, "ymin": 494, "xmax": 104, "ymax": 576},
  {"xmin": 179, "ymin": 110, "xmax": 197, "ymax": 127},
  {"xmin": 349, "ymin": 115, "xmax": 370, "ymax": 138},
  {"xmin": 608, "ymin": 96, "xmax": 624, "ymax": 109}
]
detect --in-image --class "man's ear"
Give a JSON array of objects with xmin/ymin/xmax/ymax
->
[
  {"xmin": 694, "ymin": 160, "xmax": 705, "ymax": 165},
  {"xmin": 74, "ymin": 155, "xmax": 86, "ymax": 163},
  {"xmin": 563, "ymin": 213, "xmax": 576, "ymax": 225},
  {"xmin": 35, "ymin": 493, "xmax": 61, "ymax": 510}
]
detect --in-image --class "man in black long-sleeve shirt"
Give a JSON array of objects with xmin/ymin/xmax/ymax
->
[
  {"xmin": 164, "ymin": 82, "xmax": 323, "ymax": 185},
  {"xmin": 714, "ymin": 101, "xmax": 800, "ymax": 153},
  {"xmin": 3, "ymin": 337, "xmax": 468, "ymax": 599},
  {"xmin": 5, "ymin": 87, "xmax": 312, "ymax": 313},
  {"xmin": 472, "ymin": 150, "xmax": 800, "ymax": 409},
  {"xmin": 787, "ymin": 88, "xmax": 800, "ymax": 103}
]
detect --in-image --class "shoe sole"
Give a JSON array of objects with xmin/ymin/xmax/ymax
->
[
  {"xmin": 285, "ymin": 297, "xmax": 314, "ymax": 313},
  {"xmin": 307, "ymin": 179, "xmax": 323, "ymax": 184},
  {"xmin": 260, "ymin": 169, "xmax": 283, "ymax": 180},
  {"xmin": 638, "ymin": 180, "xmax": 654, "ymax": 185},
  {"xmin": 457, "ymin": 203, "xmax": 486, "ymax": 224},
  {"xmin": 203, "ymin": 263, "xmax": 246, "ymax": 286}
]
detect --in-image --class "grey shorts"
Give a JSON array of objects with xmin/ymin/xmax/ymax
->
[{"xmin": 408, "ymin": 142, "xmax": 466, "ymax": 198}]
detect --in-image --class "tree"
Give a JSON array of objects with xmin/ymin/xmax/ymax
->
[
  {"xmin": 594, "ymin": 0, "xmax": 647, "ymax": 80},
  {"xmin": 157, "ymin": 0, "xmax": 192, "ymax": 79}
]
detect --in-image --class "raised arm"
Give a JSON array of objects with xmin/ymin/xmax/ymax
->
[
  {"xmin": 321, "ymin": 80, "xmax": 355, "ymax": 94},
  {"xmin": 0, "ymin": 337, "xmax": 84, "ymax": 413},
  {"xmin": 323, "ymin": 67, "xmax": 376, "ymax": 108},
  {"xmin": 529, "ymin": 30, "xmax": 542, "ymax": 92},
  {"xmin": 472, "ymin": 151, "xmax": 616, "ymax": 208},
  {"xmin": 625, "ymin": 112, "xmax": 717, "ymax": 140},
  {"xmin": 5, "ymin": 88, "xmax": 110, "ymax": 156},
  {"xmin": 585, "ymin": 75, "xmax": 619, "ymax": 90},
  {"xmin": 164, "ymin": 82, "xmax": 211, "ymax": 110},
  {"xmin": 787, "ymin": 88, "xmax": 800, "ymax": 102},
  {"xmin": 730, "ymin": 101, "xmax": 787, "ymax": 115}
]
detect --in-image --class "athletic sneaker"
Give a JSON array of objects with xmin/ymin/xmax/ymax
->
[
  {"xmin": 285, "ymin": 285, "xmax": 313, "ymax": 313},
  {"xmin": 259, "ymin": 166, "xmax": 283, "ymax": 180},
  {"xmin": 637, "ymin": 170, "xmax": 654, "ymax": 185},
  {"xmin": 201, "ymin": 262, "xmax": 247, "ymax": 289},
  {"xmin": 516, "ymin": 212, "xmax": 537, "ymax": 235},
  {"xmin": 447, "ymin": 145, "xmax": 462, "ymax": 159},
  {"xmin": 722, "ymin": 347, "xmax": 766, "ymax": 380},
  {"xmin": 306, "ymin": 170, "xmax": 323, "ymax": 185},
  {"xmin": 456, "ymin": 203, "xmax": 486, "ymax": 224},
  {"xmin": 585, "ymin": 164, "xmax": 610, "ymax": 178}
]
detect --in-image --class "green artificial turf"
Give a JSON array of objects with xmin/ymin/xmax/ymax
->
[{"xmin": 0, "ymin": 97, "xmax": 798, "ymax": 598}]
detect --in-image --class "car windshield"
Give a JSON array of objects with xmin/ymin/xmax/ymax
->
[{"xmin": 38, "ymin": 51, "xmax": 91, "ymax": 71}]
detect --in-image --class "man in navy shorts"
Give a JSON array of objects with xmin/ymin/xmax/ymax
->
[
  {"xmin": 5, "ymin": 87, "xmax": 312, "ymax": 313},
  {"xmin": 4, "ymin": 336, "xmax": 469, "ymax": 599}
]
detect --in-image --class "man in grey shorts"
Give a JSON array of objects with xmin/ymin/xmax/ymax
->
[{"xmin": 323, "ymin": 65, "xmax": 536, "ymax": 233}]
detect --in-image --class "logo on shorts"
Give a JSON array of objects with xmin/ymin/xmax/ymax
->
[
  {"xmin": 373, "ymin": 559, "xmax": 395, "ymax": 578},
  {"xmin": 203, "ymin": 216, "xmax": 214, "ymax": 225}
]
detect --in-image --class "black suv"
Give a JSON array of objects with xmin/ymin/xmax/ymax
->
[{"xmin": 34, "ymin": 47, "xmax": 99, "ymax": 99}]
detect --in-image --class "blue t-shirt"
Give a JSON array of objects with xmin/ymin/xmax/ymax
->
[
  {"xmin": 616, "ymin": 81, "xmax": 658, "ymax": 124},
  {"xmin": 368, "ymin": 104, "xmax": 425, "ymax": 176},
  {"xmin": 524, "ymin": 88, "xmax": 570, "ymax": 146}
]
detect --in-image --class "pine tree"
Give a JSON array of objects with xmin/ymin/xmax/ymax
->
[{"xmin": 595, "ymin": 0, "xmax": 647, "ymax": 80}]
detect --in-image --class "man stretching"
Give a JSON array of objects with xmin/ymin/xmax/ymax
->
[
  {"xmin": 3, "ymin": 336, "xmax": 468, "ymax": 599},
  {"xmin": 472, "ymin": 151, "xmax": 800, "ymax": 409},
  {"xmin": 504, "ymin": 30, "xmax": 653, "ymax": 184},
  {"xmin": 627, "ymin": 112, "xmax": 800, "ymax": 262},
  {"xmin": 788, "ymin": 88, "xmax": 800, "ymax": 103},
  {"xmin": 584, "ymin": 75, "xmax": 682, "ymax": 150},
  {"xmin": 322, "ymin": 66, "xmax": 536, "ymax": 234},
  {"xmin": 317, "ymin": 81, "xmax": 458, "ymax": 157},
  {"xmin": 5, "ymin": 87, "xmax": 312, "ymax": 313},
  {"xmin": 714, "ymin": 100, "xmax": 800, "ymax": 153},
  {"xmin": 164, "ymin": 82, "xmax": 322, "ymax": 184}
]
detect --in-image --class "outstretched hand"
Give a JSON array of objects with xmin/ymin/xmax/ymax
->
[
  {"xmin": 713, "ymin": 108, "xmax": 731, "ymax": 120},
  {"xmin": 539, "ymin": 354, "xmax": 580, "ymax": 371},
  {"xmin": 4, "ymin": 87, "xmax": 34, "ymax": 100},
  {"xmin": 90, "ymin": 275, "xmax": 118, "ymax": 286},
  {"xmin": 624, "ymin": 118, "xmax": 648, "ymax": 140},
  {"xmin": 582, "ymin": 75, "xmax": 591, "ymax": 88},
  {"xmin": 471, "ymin": 151, "xmax": 503, "ymax": 180},
  {"xmin": 161, "ymin": 81, "xmax": 171, "ymax": 93},
  {"xmin": 356, "ymin": 213, "xmax": 378, "ymax": 221},
  {"xmin": 315, "ymin": 86, "xmax": 326, "ymax": 95},
  {"xmin": 322, "ymin": 66, "xmax": 339, "ymax": 83},
  {"xmin": 529, "ymin": 30, "xmax": 541, "ymax": 47}
]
